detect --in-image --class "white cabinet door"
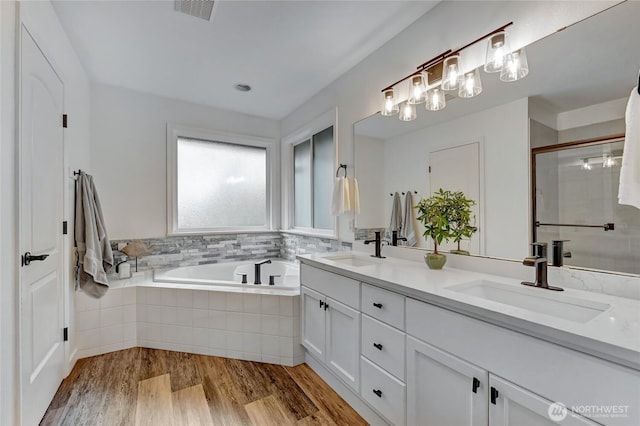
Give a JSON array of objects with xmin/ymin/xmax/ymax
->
[
  {"xmin": 301, "ymin": 286, "xmax": 326, "ymax": 360},
  {"xmin": 490, "ymin": 375, "xmax": 599, "ymax": 426},
  {"xmin": 326, "ymin": 297, "xmax": 360, "ymax": 392},
  {"xmin": 407, "ymin": 336, "xmax": 488, "ymax": 426}
]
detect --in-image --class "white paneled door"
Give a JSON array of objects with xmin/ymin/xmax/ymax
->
[{"xmin": 19, "ymin": 26, "xmax": 65, "ymax": 426}]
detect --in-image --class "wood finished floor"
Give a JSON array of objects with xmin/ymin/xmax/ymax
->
[{"xmin": 40, "ymin": 348, "xmax": 367, "ymax": 426}]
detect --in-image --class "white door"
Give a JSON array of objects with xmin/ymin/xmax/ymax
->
[
  {"xmin": 325, "ymin": 297, "xmax": 360, "ymax": 392},
  {"xmin": 429, "ymin": 142, "xmax": 481, "ymax": 254},
  {"xmin": 19, "ymin": 26, "xmax": 65, "ymax": 426},
  {"xmin": 301, "ymin": 286, "xmax": 326, "ymax": 360},
  {"xmin": 407, "ymin": 336, "xmax": 488, "ymax": 426},
  {"xmin": 489, "ymin": 375, "xmax": 599, "ymax": 426}
]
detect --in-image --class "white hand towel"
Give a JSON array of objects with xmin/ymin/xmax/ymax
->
[
  {"xmin": 401, "ymin": 191, "xmax": 417, "ymax": 246},
  {"xmin": 388, "ymin": 192, "xmax": 403, "ymax": 236},
  {"xmin": 331, "ymin": 177, "xmax": 351, "ymax": 216},
  {"xmin": 619, "ymin": 87, "xmax": 640, "ymax": 209},
  {"xmin": 349, "ymin": 178, "xmax": 360, "ymax": 215}
]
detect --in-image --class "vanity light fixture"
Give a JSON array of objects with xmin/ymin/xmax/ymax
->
[
  {"xmin": 581, "ymin": 158, "xmax": 592, "ymax": 170},
  {"xmin": 380, "ymin": 89, "xmax": 400, "ymax": 116},
  {"xmin": 379, "ymin": 21, "xmax": 529, "ymax": 121},
  {"xmin": 603, "ymin": 154, "xmax": 616, "ymax": 168}
]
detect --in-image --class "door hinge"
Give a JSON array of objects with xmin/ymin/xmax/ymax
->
[
  {"xmin": 63, "ymin": 327, "xmax": 68, "ymax": 342},
  {"xmin": 62, "ymin": 114, "xmax": 68, "ymax": 128},
  {"xmin": 63, "ymin": 221, "xmax": 68, "ymax": 235},
  {"xmin": 428, "ymin": 166, "xmax": 431, "ymax": 173}
]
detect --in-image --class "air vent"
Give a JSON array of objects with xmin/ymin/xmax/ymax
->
[{"xmin": 174, "ymin": 0, "xmax": 215, "ymax": 21}]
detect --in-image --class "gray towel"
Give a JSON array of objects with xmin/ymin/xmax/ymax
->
[
  {"xmin": 75, "ymin": 172, "xmax": 113, "ymax": 298},
  {"xmin": 388, "ymin": 192, "xmax": 403, "ymax": 237},
  {"xmin": 401, "ymin": 191, "xmax": 417, "ymax": 247}
]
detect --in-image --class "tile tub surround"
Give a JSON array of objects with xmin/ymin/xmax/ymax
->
[
  {"xmin": 75, "ymin": 287, "xmax": 304, "ymax": 366},
  {"xmin": 110, "ymin": 232, "xmax": 282, "ymax": 273},
  {"xmin": 280, "ymin": 232, "xmax": 351, "ymax": 261}
]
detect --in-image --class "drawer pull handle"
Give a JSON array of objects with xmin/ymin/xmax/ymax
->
[
  {"xmin": 372, "ymin": 389, "xmax": 382, "ymax": 398},
  {"xmin": 472, "ymin": 377, "xmax": 480, "ymax": 393},
  {"xmin": 373, "ymin": 342, "xmax": 383, "ymax": 351},
  {"xmin": 490, "ymin": 387, "xmax": 499, "ymax": 404},
  {"xmin": 373, "ymin": 302, "xmax": 383, "ymax": 309},
  {"xmin": 319, "ymin": 300, "xmax": 324, "ymax": 309}
]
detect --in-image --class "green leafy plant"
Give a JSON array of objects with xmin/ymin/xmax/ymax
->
[{"xmin": 415, "ymin": 188, "xmax": 477, "ymax": 254}]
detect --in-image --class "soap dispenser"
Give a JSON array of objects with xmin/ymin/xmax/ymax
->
[{"xmin": 116, "ymin": 257, "xmax": 131, "ymax": 279}]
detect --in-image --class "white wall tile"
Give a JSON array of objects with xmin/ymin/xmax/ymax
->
[
  {"xmin": 208, "ymin": 348, "xmax": 228, "ymax": 357},
  {"xmin": 122, "ymin": 287, "xmax": 137, "ymax": 305},
  {"xmin": 227, "ymin": 350, "xmax": 244, "ymax": 359},
  {"xmin": 100, "ymin": 288, "xmax": 123, "ymax": 309},
  {"xmin": 261, "ymin": 335, "xmax": 279, "ymax": 356},
  {"xmin": 123, "ymin": 323, "xmax": 137, "ymax": 341},
  {"xmin": 161, "ymin": 288, "xmax": 177, "ymax": 306},
  {"xmin": 146, "ymin": 305, "xmax": 162, "ymax": 323},
  {"xmin": 193, "ymin": 327, "xmax": 209, "ymax": 347},
  {"xmin": 226, "ymin": 312, "xmax": 244, "ymax": 331},
  {"xmin": 174, "ymin": 308, "xmax": 193, "ymax": 326},
  {"xmin": 278, "ymin": 317, "xmax": 293, "ymax": 337},
  {"xmin": 210, "ymin": 329, "xmax": 228, "ymax": 349},
  {"xmin": 76, "ymin": 293, "xmax": 100, "ymax": 311},
  {"xmin": 136, "ymin": 287, "xmax": 147, "ymax": 305},
  {"xmin": 76, "ymin": 310, "xmax": 100, "ymax": 331},
  {"xmin": 227, "ymin": 331, "xmax": 243, "ymax": 351},
  {"xmin": 146, "ymin": 288, "xmax": 163, "ymax": 305},
  {"xmin": 209, "ymin": 292, "xmax": 226, "ymax": 310},
  {"xmin": 260, "ymin": 315, "xmax": 279, "ymax": 336},
  {"xmin": 243, "ymin": 314, "xmax": 261, "ymax": 333},
  {"xmin": 210, "ymin": 310, "xmax": 227, "ymax": 330},
  {"xmin": 261, "ymin": 295, "xmax": 279, "ymax": 315},
  {"xmin": 243, "ymin": 333, "xmax": 262, "ymax": 354},
  {"xmin": 279, "ymin": 337, "xmax": 293, "ymax": 357},
  {"xmin": 101, "ymin": 324, "xmax": 124, "ymax": 346},
  {"xmin": 242, "ymin": 352, "xmax": 262, "ymax": 362},
  {"xmin": 123, "ymin": 304, "xmax": 137, "ymax": 323},
  {"xmin": 193, "ymin": 290, "xmax": 209, "ymax": 309},
  {"xmin": 101, "ymin": 342, "xmax": 126, "ymax": 354},
  {"xmin": 77, "ymin": 329, "xmax": 101, "ymax": 350},
  {"xmin": 243, "ymin": 294, "xmax": 261, "ymax": 313},
  {"xmin": 279, "ymin": 297, "xmax": 294, "ymax": 317},
  {"xmin": 262, "ymin": 355, "xmax": 280, "ymax": 365},
  {"xmin": 100, "ymin": 307, "xmax": 124, "ymax": 328},
  {"xmin": 225, "ymin": 293, "xmax": 243, "ymax": 312},
  {"xmin": 176, "ymin": 289, "xmax": 193, "ymax": 308},
  {"xmin": 192, "ymin": 309, "xmax": 209, "ymax": 328},
  {"xmin": 159, "ymin": 306, "xmax": 177, "ymax": 325}
]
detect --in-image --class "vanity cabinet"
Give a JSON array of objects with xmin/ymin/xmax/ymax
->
[{"xmin": 300, "ymin": 266, "xmax": 360, "ymax": 392}]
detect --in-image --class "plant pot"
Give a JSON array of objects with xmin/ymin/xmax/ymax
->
[
  {"xmin": 450, "ymin": 249, "xmax": 470, "ymax": 256},
  {"xmin": 425, "ymin": 253, "xmax": 447, "ymax": 270}
]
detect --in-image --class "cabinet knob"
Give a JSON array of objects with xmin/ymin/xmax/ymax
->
[
  {"xmin": 372, "ymin": 389, "xmax": 382, "ymax": 398},
  {"xmin": 472, "ymin": 377, "xmax": 480, "ymax": 393},
  {"xmin": 373, "ymin": 342, "xmax": 383, "ymax": 351},
  {"xmin": 373, "ymin": 302, "xmax": 383, "ymax": 309}
]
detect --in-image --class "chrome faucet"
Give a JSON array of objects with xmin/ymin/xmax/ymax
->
[
  {"xmin": 364, "ymin": 231, "xmax": 388, "ymax": 258},
  {"xmin": 254, "ymin": 259, "xmax": 272, "ymax": 285},
  {"xmin": 521, "ymin": 243, "xmax": 563, "ymax": 291}
]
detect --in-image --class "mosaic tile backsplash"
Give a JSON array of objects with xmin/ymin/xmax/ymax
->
[{"xmin": 109, "ymin": 232, "xmax": 351, "ymax": 273}]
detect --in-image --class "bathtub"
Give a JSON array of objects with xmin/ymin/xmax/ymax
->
[{"xmin": 153, "ymin": 260, "xmax": 300, "ymax": 293}]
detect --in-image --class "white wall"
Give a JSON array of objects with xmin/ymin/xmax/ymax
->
[
  {"xmin": 381, "ymin": 98, "xmax": 530, "ymax": 259},
  {"xmin": 90, "ymin": 84, "xmax": 280, "ymax": 240},
  {"xmin": 1, "ymin": 0, "xmax": 91, "ymax": 423},
  {"xmin": 281, "ymin": 1, "xmax": 618, "ymax": 242}
]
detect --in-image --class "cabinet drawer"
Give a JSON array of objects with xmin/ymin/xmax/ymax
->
[
  {"xmin": 361, "ymin": 315, "xmax": 405, "ymax": 380},
  {"xmin": 361, "ymin": 283, "xmax": 405, "ymax": 330},
  {"xmin": 301, "ymin": 264, "xmax": 360, "ymax": 309},
  {"xmin": 360, "ymin": 356, "xmax": 406, "ymax": 426}
]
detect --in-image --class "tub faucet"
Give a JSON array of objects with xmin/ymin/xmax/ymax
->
[
  {"xmin": 364, "ymin": 231, "xmax": 388, "ymax": 258},
  {"xmin": 521, "ymin": 243, "xmax": 563, "ymax": 291},
  {"xmin": 254, "ymin": 259, "xmax": 272, "ymax": 285}
]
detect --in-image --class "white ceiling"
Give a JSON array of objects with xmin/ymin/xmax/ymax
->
[
  {"xmin": 52, "ymin": 0, "xmax": 439, "ymax": 120},
  {"xmin": 356, "ymin": 0, "xmax": 640, "ymax": 140}
]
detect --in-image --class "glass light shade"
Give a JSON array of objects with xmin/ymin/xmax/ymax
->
[
  {"xmin": 407, "ymin": 74, "xmax": 427, "ymax": 105},
  {"xmin": 603, "ymin": 154, "xmax": 615, "ymax": 168},
  {"xmin": 581, "ymin": 158, "xmax": 592, "ymax": 170},
  {"xmin": 484, "ymin": 31, "xmax": 511, "ymax": 73},
  {"xmin": 425, "ymin": 87, "xmax": 446, "ymax": 111},
  {"xmin": 458, "ymin": 68, "xmax": 483, "ymax": 98},
  {"xmin": 399, "ymin": 102, "xmax": 417, "ymax": 121},
  {"xmin": 500, "ymin": 48, "xmax": 529, "ymax": 82},
  {"xmin": 441, "ymin": 55, "xmax": 461, "ymax": 91},
  {"xmin": 380, "ymin": 89, "xmax": 399, "ymax": 116}
]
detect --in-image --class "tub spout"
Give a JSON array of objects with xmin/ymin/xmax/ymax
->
[{"xmin": 254, "ymin": 259, "xmax": 272, "ymax": 284}]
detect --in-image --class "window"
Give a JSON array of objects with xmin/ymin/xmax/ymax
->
[
  {"xmin": 167, "ymin": 125, "xmax": 274, "ymax": 234},
  {"xmin": 293, "ymin": 126, "xmax": 335, "ymax": 231}
]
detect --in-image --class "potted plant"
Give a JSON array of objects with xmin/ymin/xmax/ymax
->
[
  {"xmin": 448, "ymin": 191, "xmax": 478, "ymax": 255},
  {"xmin": 415, "ymin": 188, "xmax": 455, "ymax": 269}
]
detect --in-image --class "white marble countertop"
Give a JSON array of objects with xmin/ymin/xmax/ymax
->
[{"xmin": 298, "ymin": 251, "xmax": 640, "ymax": 371}]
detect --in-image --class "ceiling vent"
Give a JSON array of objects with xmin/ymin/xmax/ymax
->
[{"xmin": 174, "ymin": 0, "xmax": 215, "ymax": 21}]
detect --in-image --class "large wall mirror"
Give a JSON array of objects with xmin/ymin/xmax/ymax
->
[{"xmin": 353, "ymin": 1, "xmax": 640, "ymax": 274}]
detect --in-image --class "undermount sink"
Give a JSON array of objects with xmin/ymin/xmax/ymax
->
[
  {"xmin": 447, "ymin": 280, "xmax": 610, "ymax": 323},
  {"xmin": 323, "ymin": 253, "xmax": 380, "ymax": 267}
]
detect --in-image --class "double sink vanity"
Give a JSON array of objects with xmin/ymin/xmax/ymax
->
[{"xmin": 297, "ymin": 251, "xmax": 640, "ymax": 426}]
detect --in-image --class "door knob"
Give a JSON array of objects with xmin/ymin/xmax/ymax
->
[{"xmin": 21, "ymin": 252, "xmax": 49, "ymax": 267}]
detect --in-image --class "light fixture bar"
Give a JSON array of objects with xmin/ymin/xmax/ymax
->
[{"xmin": 380, "ymin": 22, "xmax": 514, "ymax": 93}]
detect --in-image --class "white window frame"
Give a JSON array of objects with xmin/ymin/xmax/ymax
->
[
  {"xmin": 282, "ymin": 109, "xmax": 338, "ymax": 238},
  {"xmin": 167, "ymin": 123, "xmax": 277, "ymax": 235}
]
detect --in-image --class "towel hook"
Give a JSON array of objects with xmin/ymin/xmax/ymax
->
[{"xmin": 336, "ymin": 164, "xmax": 347, "ymax": 178}]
